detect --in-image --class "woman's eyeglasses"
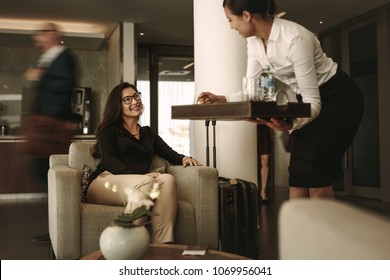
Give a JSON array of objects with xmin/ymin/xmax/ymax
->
[{"xmin": 122, "ymin": 92, "xmax": 142, "ymax": 105}]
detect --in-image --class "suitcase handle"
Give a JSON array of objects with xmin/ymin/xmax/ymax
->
[
  {"xmin": 205, "ymin": 120, "xmax": 210, "ymax": 167},
  {"xmin": 205, "ymin": 119, "xmax": 217, "ymax": 168}
]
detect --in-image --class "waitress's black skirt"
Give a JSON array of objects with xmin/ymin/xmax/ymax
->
[{"xmin": 289, "ymin": 69, "xmax": 364, "ymax": 188}]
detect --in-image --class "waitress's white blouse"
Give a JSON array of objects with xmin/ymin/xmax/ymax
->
[{"xmin": 246, "ymin": 17, "xmax": 337, "ymax": 131}]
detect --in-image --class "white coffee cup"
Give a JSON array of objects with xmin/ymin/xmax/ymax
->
[{"xmin": 274, "ymin": 90, "xmax": 289, "ymax": 105}]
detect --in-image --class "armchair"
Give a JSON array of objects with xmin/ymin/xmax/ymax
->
[
  {"xmin": 278, "ymin": 199, "xmax": 390, "ymax": 259},
  {"xmin": 48, "ymin": 141, "xmax": 219, "ymax": 259}
]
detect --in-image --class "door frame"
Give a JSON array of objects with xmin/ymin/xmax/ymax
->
[
  {"xmin": 138, "ymin": 44, "xmax": 194, "ymax": 132},
  {"xmin": 341, "ymin": 10, "xmax": 390, "ymax": 201}
]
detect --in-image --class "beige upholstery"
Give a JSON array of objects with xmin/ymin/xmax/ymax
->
[
  {"xmin": 278, "ymin": 199, "xmax": 390, "ymax": 259},
  {"xmin": 48, "ymin": 141, "xmax": 219, "ymax": 259}
]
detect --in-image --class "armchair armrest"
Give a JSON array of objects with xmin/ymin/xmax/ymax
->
[
  {"xmin": 167, "ymin": 165, "xmax": 219, "ymax": 249},
  {"xmin": 49, "ymin": 154, "xmax": 68, "ymax": 168},
  {"xmin": 279, "ymin": 199, "xmax": 390, "ymax": 259},
  {"xmin": 48, "ymin": 165, "xmax": 81, "ymax": 259}
]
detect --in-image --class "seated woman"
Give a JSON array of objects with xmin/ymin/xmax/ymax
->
[{"xmin": 86, "ymin": 82, "xmax": 201, "ymax": 244}]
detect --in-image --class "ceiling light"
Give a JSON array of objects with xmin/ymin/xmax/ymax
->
[
  {"xmin": 183, "ymin": 62, "xmax": 194, "ymax": 69},
  {"xmin": 0, "ymin": 19, "xmax": 103, "ymax": 33},
  {"xmin": 159, "ymin": 70, "xmax": 191, "ymax": 76},
  {"xmin": 0, "ymin": 19, "xmax": 105, "ymax": 49}
]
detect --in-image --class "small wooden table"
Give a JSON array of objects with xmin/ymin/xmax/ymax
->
[{"xmin": 81, "ymin": 244, "xmax": 251, "ymax": 260}]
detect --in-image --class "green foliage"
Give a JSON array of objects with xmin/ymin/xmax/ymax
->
[{"xmin": 113, "ymin": 206, "xmax": 158, "ymax": 228}]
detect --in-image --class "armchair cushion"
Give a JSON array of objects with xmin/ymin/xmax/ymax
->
[{"xmin": 81, "ymin": 164, "xmax": 93, "ymax": 202}]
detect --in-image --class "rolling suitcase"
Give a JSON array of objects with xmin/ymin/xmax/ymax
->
[
  {"xmin": 218, "ymin": 177, "xmax": 259, "ymax": 258},
  {"xmin": 203, "ymin": 120, "xmax": 259, "ymax": 258}
]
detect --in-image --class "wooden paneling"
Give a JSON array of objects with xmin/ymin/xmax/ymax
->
[
  {"xmin": 0, "ymin": 135, "xmax": 95, "ymax": 194},
  {"xmin": 0, "ymin": 141, "xmax": 44, "ymax": 193}
]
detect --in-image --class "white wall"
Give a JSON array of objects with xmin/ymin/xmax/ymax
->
[
  {"xmin": 107, "ymin": 22, "xmax": 136, "ymax": 89},
  {"xmin": 122, "ymin": 22, "xmax": 136, "ymax": 84},
  {"xmin": 107, "ymin": 24, "xmax": 121, "ymax": 93},
  {"xmin": 193, "ymin": 0, "xmax": 258, "ymax": 184}
]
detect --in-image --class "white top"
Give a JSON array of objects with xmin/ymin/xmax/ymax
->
[{"xmin": 246, "ymin": 17, "xmax": 337, "ymax": 131}]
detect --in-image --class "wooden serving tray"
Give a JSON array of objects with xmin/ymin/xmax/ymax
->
[{"xmin": 171, "ymin": 101, "xmax": 311, "ymax": 120}]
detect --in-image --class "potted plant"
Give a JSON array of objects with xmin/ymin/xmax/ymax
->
[{"xmin": 99, "ymin": 181, "xmax": 160, "ymax": 260}]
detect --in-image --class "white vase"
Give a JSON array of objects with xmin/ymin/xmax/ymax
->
[{"xmin": 99, "ymin": 225, "xmax": 151, "ymax": 260}]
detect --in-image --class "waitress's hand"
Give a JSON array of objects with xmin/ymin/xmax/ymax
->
[
  {"xmin": 246, "ymin": 117, "xmax": 293, "ymax": 132},
  {"xmin": 197, "ymin": 92, "xmax": 227, "ymax": 104}
]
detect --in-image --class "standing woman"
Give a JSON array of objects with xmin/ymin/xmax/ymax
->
[
  {"xmin": 198, "ymin": 0, "xmax": 364, "ymax": 199},
  {"xmin": 257, "ymin": 125, "xmax": 272, "ymax": 202},
  {"xmin": 87, "ymin": 82, "xmax": 201, "ymax": 244}
]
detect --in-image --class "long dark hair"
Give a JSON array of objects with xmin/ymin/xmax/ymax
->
[
  {"xmin": 90, "ymin": 82, "xmax": 139, "ymax": 159},
  {"xmin": 222, "ymin": 0, "xmax": 277, "ymax": 16}
]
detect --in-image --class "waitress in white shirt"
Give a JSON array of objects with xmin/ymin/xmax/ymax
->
[{"xmin": 198, "ymin": 0, "xmax": 364, "ymax": 199}]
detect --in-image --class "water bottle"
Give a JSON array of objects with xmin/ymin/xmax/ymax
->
[
  {"xmin": 259, "ymin": 66, "xmax": 270, "ymax": 101},
  {"xmin": 267, "ymin": 70, "xmax": 276, "ymax": 101}
]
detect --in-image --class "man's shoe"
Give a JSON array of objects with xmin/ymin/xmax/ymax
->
[{"xmin": 32, "ymin": 233, "xmax": 51, "ymax": 244}]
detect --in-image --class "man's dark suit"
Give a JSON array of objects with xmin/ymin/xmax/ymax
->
[
  {"xmin": 37, "ymin": 49, "xmax": 76, "ymax": 120},
  {"xmin": 24, "ymin": 48, "xmax": 77, "ymax": 186}
]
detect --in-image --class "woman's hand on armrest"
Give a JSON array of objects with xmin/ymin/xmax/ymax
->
[{"xmin": 182, "ymin": 156, "xmax": 202, "ymax": 167}]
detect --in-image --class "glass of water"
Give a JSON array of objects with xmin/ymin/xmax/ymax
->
[{"xmin": 242, "ymin": 77, "xmax": 261, "ymax": 101}]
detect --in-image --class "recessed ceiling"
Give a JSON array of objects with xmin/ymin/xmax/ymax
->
[{"xmin": 0, "ymin": 0, "xmax": 389, "ymax": 49}]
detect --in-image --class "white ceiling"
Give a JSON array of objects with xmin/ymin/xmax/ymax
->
[{"xmin": 0, "ymin": 0, "xmax": 389, "ymax": 49}]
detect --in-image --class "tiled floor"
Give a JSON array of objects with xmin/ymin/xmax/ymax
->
[{"xmin": 1, "ymin": 188, "xmax": 390, "ymax": 260}]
